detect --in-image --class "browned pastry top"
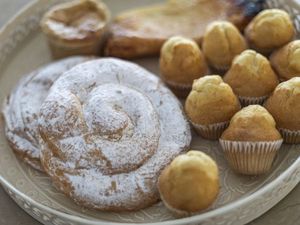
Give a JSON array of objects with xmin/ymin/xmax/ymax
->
[
  {"xmin": 41, "ymin": 0, "xmax": 110, "ymax": 44},
  {"xmin": 105, "ymin": 0, "xmax": 245, "ymax": 58},
  {"xmin": 264, "ymin": 77, "xmax": 300, "ymax": 130},
  {"xmin": 221, "ymin": 105, "xmax": 282, "ymax": 142}
]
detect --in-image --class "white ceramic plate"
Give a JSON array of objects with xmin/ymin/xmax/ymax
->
[{"xmin": 0, "ymin": 1, "xmax": 300, "ymax": 225}]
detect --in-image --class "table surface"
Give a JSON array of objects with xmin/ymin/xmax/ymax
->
[{"xmin": 0, "ymin": 1, "xmax": 300, "ymax": 225}]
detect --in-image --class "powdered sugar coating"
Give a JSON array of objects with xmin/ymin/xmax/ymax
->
[
  {"xmin": 2, "ymin": 56, "xmax": 91, "ymax": 171},
  {"xmin": 39, "ymin": 58, "xmax": 191, "ymax": 211}
]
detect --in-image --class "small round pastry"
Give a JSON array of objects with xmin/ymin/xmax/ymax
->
[
  {"xmin": 158, "ymin": 151, "xmax": 219, "ymax": 216},
  {"xmin": 223, "ymin": 50, "xmax": 279, "ymax": 106},
  {"xmin": 220, "ymin": 105, "xmax": 283, "ymax": 175},
  {"xmin": 202, "ymin": 21, "xmax": 247, "ymax": 71},
  {"xmin": 264, "ymin": 77, "xmax": 300, "ymax": 143},
  {"xmin": 2, "ymin": 56, "xmax": 91, "ymax": 171},
  {"xmin": 245, "ymin": 9, "xmax": 294, "ymax": 54},
  {"xmin": 185, "ymin": 75, "xmax": 241, "ymax": 140},
  {"xmin": 160, "ymin": 36, "xmax": 208, "ymax": 97},
  {"xmin": 38, "ymin": 58, "xmax": 191, "ymax": 211},
  {"xmin": 270, "ymin": 40, "xmax": 300, "ymax": 81},
  {"xmin": 41, "ymin": 0, "xmax": 110, "ymax": 59}
]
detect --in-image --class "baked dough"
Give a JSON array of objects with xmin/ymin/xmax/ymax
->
[
  {"xmin": 245, "ymin": 9, "xmax": 294, "ymax": 53},
  {"xmin": 159, "ymin": 36, "xmax": 208, "ymax": 96},
  {"xmin": 202, "ymin": 21, "xmax": 247, "ymax": 70},
  {"xmin": 105, "ymin": 0, "xmax": 246, "ymax": 58},
  {"xmin": 38, "ymin": 58, "xmax": 191, "ymax": 211},
  {"xmin": 158, "ymin": 151, "xmax": 219, "ymax": 215},
  {"xmin": 270, "ymin": 40, "xmax": 300, "ymax": 81},
  {"xmin": 224, "ymin": 50, "xmax": 279, "ymax": 97},
  {"xmin": 221, "ymin": 105, "xmax": 282, "ymax": 142},
  {"xmin": 185, "ymin": 75, "xmax": 240, "ymax": 125},
  {"xmin": 41, "ymin": 0, "xmax": 110, "ymax": 58},
  {"xmin": 264, "ymin": 77, "xmax": 300, "ymax": 131},
  {"xmin": 2, "ymin": 56, "xmax": 91, "ymax": 171}
]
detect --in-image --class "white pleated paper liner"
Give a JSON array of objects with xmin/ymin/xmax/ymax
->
[
  {"xmin": 163, "ymin": 79, "xmax": 192, "ymax": 98},
  {"xmin": 191, "ymin": 121, "xmax": 229, "ymax": 140},
  {"xmin": 238, "ymin": 95, "xmax": 269, "ymax": 107},
  {"xmin": 219, "ymin": 139, "xmax": 283, "ymax": 175},
  {"xmin": 279, "ymin": 128, "xmax": 300, "ymax": 144}
]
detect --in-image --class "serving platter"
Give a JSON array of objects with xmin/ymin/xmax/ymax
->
[{"xmin": 0, "ymin": 0, "xmax": 300, "ymax": 225}]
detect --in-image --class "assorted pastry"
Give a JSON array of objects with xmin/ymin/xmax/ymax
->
[
  {"xmin": 41, "ymin": 0, "xmax": 110, "ymax": 59},
  {"xmin": 223, "ymin": 50, "xmax": 279, "ymax": 106},
  {"xmin": 2, "ymin": 0, "xmax": 300, "ymax": 217}
]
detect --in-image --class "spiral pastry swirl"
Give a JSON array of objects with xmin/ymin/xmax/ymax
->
[
  {"xmin": 2, "ymin": 56, "xmax": 91, "ymax": 171},
  {"xmin": 39, "ymin": 58, "xmax": 191, "ymax": 211}
]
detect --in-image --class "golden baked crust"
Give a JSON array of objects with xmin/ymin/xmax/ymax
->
[
  {"xmin": 221, "ymin": 105, "xmax": 282, "ymax": 141},
  {"xmin": 202, "ymin": 21, "xmax": 247, "ymax": 69},
  {"xmin": 105, "ymin": 0, "xmax": 246, "ymax": 59},
  {"xmin": 264, "ymin": 77, "xmax": 300, "ymax": 130},
  {"xmin": 245, "ymin": 9, "xmax": 294, "ymax": 53},
  {"xmin": 2, "ymin": 57, "xmax": 91, "ymax": 171},
  {"xmin": 38, "ymin": 58, "xmax": 191, "ymax": 211},
  {"xmin": 41, "ymin": 0, "xmax": 110, "ymax": 58},
  {"xmin": 185, "ymin": 75, "xmax": 241, "ymax": 125},
  {"xmin": 158, "ymin": 151, "xmax": 219, "ymax": 214},
  {"xmin": 223, "ymin": 50, "xmax": 279, "ymax": 97},
  {"xmin": 160, "ymin": 36, "xmax": 208, "ymax": 87},
  {"xmin": 270, "ymin": 40, "xmax": 300, "ymax": 81}
]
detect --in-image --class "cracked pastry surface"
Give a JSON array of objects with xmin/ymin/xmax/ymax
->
[
  {"xmin": 264, "ymin": 77, "xmax": 300, "ymax": 131},
  {"xmin": 221, "ymin": 105, "xmax": 282, "ymax": 142},
  {"xmin": 202, "ymin": 21, "xmax": 247, "ymax": 70},
  {"xmin": 270, "ymin": 40, "xmax": 300, "ymax": 81},
  {"xmin": 41, "ymin": 0, "xmax": 110, "ymax": 58},
  {"xmin": 245, "ymin": 9, "xmax": 294, "ymax": 53},
  {"xmin": 159, "ymin": 36, "xmax": 208, "ymax": 95},
  {"xmin": 2, "ymin": 56, "xmax": 91, "ymax": 171},
  {"xmin": 185, "ymin": 75, "xmax": 240, "ymax": 125},
  {"xmin": 224, "ymin": 50, "xmax": 279, "ymax": 97},
  {"xmin": 38, "ymin": 58, "xmax": 191, "ymax": 211}
]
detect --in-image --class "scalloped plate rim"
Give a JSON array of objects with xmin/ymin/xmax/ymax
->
[{"xmin": 0, "ymin": 0, "xmax": 300, "ymax": 225}]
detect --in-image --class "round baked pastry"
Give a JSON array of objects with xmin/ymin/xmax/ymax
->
[
  {"xmin": 185, "ymin": 75, "xmax": 241, "ymax": 140},
  {"xmin": 264, "ymin": 77, "xmax": 300, "ymax": 143},
  {"xmin": 41, "ymin": 0, "xmax": 110, "ymax": 59},
  {"xmin": 270, "ymin": 40, "xmax": 300, "ymax": 81},
  {"xmin": 202, "ymin": 21, "xmax": 247, "ymax": 71},
  {"xmin": 245, "ymin": 9, "xmax": 294, "ymax": 54},
  {"xmin": 160, "ymin": 36, "xmax": 208, "ymax": 97},
  {"xmin": 220, "ymin": 105, "xmax": 283, "ymax": 175},
  {"xmin": 38, "ymin": 58, "xmax": 191, "ymax": 211},
  {"xmin": 2, "ymin": 56, "xmax": 91, "ymax": 171},
  {"xmin": 158, "ymin": 151, "xmax": 219, "ymax": 216},
  {"xmin": 223, "ymin": 50, "xmax": 279, "ymax": 106}
]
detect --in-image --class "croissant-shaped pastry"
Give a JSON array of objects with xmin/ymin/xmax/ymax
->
[
  {"xmin": 38, "ymin": 58, "xmax": 191, "ymax": 211},
  {"xmin": 2, "ymin": 56, "xmax": 91, "ymax": 171}
]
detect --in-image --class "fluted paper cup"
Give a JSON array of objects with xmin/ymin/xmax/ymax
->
[
  {"xmin": 238, "ymin": 95, "xmax": 269, "ymax": 107},
  {"xmin": 219, "ymin": 139, "xmax": 283, "ymax": 175},
  {"xmin": 192, "ymin": 121, "xmax": 229, "ymax": 140},
  {"xmin": 279, "ymin": 128, "xmax": 300, "ymax": 144}
]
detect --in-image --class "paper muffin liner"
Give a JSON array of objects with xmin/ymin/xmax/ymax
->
[
  {"xmin": 192, "ymin": 121, "xmax": 229, "ymax": 140},
  {"xmin": 238, "ymin": 95, "xmax": 269, "ymax": 107},
  {"xmin": 164, "ymin": 80, "xmax": 192, "ymax": 98},
  {"xmin": 210, "ymin": 65, "xmax": 230, "ymax": 75},
  {"xmin": 279, "ymin": 128, "xmax": 300, "ymax": 144},
  {"xmin": 219, "ymin": 139, "xmax": 283, "ymax": 175}
]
